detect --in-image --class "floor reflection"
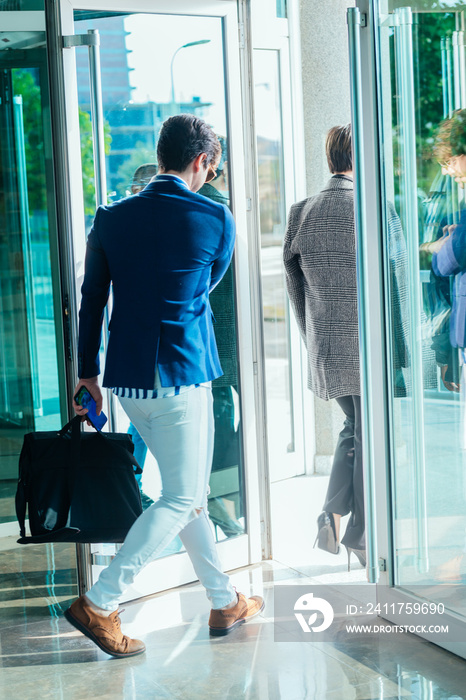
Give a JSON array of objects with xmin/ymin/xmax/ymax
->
[{"xmin": 0, "ymin": 547, "xmax": 466, "ymax": 698}]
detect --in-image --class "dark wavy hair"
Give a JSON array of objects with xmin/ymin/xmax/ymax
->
[
  {"xmin": 157, "ymin": 114, "xmax": 221, "ymax": 173},
  {"xmin": 325, "ymin": 124, "xmax": 353, "ymax": 174}
]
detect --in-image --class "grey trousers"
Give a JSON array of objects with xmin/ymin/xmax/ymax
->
[{"xmin": 323, "ymin": 395, "xmax": 365, "ymax": 550}]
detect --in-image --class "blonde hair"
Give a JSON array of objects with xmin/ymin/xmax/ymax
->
[{"xmin": 433, "ymin": 109, "xmax": 466, "ymax": 164}]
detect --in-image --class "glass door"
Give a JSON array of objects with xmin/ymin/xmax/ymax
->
[
  {"xmin": 252, "ymin": 14, "xmax": 309, "ymax": 484},
  {"xmin": 59, "ymin": 0, "xmax": 260, "ymax": 600},
  {"xmin": 0, "ymin": 6, "xmax": 77, "ymax": 606},
  {"xmin": 353, "ymin": 0, "xmax": 466, "ymax": 657}
]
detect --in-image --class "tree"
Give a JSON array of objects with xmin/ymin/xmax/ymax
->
[
  {"xmin": 79, "ymin": 109, "xmax": 112, "ymax": 216},
  {"xmin": 390, "ymin": 12, "xmax": 456, "ymax": 196},
  {"xmin": 12, "ymin": 68, "xmax": 45, "ymax": 213},
  {"xmin": 12, "ymin": 68, "xmax": 111, "ymax": 218}
]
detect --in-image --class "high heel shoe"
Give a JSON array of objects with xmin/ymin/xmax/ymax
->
[
  {"xmin": 314, "ymin": 512, "xmax": 340, "ymax": 555},
  {"xmin": 345, "ymin": 546, "xmax": 366, "ymax": 571}
]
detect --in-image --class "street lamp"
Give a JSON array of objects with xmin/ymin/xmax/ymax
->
[{"xmin": 170, "ymin": 40, "xmax": 211, "ymax": 105}]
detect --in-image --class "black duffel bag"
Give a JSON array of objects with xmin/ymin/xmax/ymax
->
[{"xmin": 16, "ymin": 416, "xmax": 143, "ymax": 544}]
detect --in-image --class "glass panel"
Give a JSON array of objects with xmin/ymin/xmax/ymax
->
[
  {"xmin": 0, "ymin": 9, "xmax": 76, "ymax": 613},
  {"xmin": 0, "ymin": 55, "xmax": 64, "ymax": 479},
  {"xmin": 252, "ymin": 0, "xmax": 287, "ymax": 21},
  {"xmin": 389, "ymin": 0, "xmax": 466, "ymax": 10},
  {"xmin": 254, "ymin": 48, "xmax": 296, "ymax": 482},
  {"xmin": 377, "ymin": 2, "xmax": 466, "ymax": 616},
  {"xmin": 74, "ymin": 12, "xmax": 245, "ymax": 549},
  {"xmin": 276, "ymin": 0, "xmax": 287, "ymax": 18}
]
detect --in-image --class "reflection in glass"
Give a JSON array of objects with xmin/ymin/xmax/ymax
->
[
  {"xmin": 276, "ymin": 0, "xmax": 287, "ymax": 19},
  {"xmin": 74, "ymin": 12, "xmax": 245, "ymax": 547},
  {"xmin": 198, "ymin": 138, "xmax": 245, "ymax": 540},
  {"xmin": 0, "ymin": 41, "xmax": 64, "ymax": 535},
  {"xmin": 379, "ymin": 5, "xmax": 466, "ymax": 617},
  {"xmin": 254, "ymin": 49, "xmax": 296, "ymax": 482}
]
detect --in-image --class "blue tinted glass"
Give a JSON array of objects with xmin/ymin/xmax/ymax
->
[
  {"xmin": 276, "ymin": 0, "xmax": 287, "ymax": 19},
  {"xmin": 377, "ymin": 3, "xmax": 466, "ymax": 617}
]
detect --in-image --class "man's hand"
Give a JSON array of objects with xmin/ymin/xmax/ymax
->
[
  {"xmin": 441, "ymin": 365, "xmax": 460, "ymax": 393},
  {"xmin": 72, "ymin": 377, "xmax": 103, "ymax": 426}
]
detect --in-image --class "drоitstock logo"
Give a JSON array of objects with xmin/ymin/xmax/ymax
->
[
  {"xmin": 294, "ymin": 592, "xmax": 334, "ymax": 633},
  {"xmin": 275, "ymin": 585, "xmax": 457, "ymax": 643}
]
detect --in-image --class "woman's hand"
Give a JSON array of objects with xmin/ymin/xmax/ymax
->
[
  {"xmin": 427, "ymin": 224, "xmax": 457, "ymax": 255},
  {"xmin": 441, "ymin": 365, "xmax": 460, "ymax": 393}
]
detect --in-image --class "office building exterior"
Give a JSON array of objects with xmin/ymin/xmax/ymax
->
[{"xmin": 1, "ymin": 1, "xmax": 466, "ymax": 695}]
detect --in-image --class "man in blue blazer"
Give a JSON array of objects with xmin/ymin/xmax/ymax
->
[{"xmin": 66, "ymin": 115, "xmax": 264, "ymax": 657}]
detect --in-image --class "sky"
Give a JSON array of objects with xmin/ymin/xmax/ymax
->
[
  {"xmin": 123, "ymin": 13, "xmax": 282, "ymax": 142},
  {"xmin": 124, "ymin": 14, "xmax": 227, "ymax": 134}
]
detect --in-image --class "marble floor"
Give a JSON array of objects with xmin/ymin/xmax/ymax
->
[
  {"xmin": 1, "ymin": 468, "xmax": 466, "ymax": 699},
  {"xmin": 1, "ymin": 545, "xmax": 466, "ymax": 700}
]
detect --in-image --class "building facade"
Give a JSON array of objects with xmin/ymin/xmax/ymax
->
[{"xmin": 1, "ymin": 0, "xmax": 466, "ymax": 665}]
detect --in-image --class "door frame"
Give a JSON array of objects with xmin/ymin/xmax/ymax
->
[
  {"xmin": 235, "ymin": 0, "xmax": 311, "ymax": 561},
  {"xmin": 354, "ymin": 0, "xmax": 466, "ymax": 659},
  {"xmin": 54, "ymin": 0, "xmax": 264, "ymax": 597},
  {"xmin": 251, "ymin": 30, "xmax": 309, "ymax": 483}
]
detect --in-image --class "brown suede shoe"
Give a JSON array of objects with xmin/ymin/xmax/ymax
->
[
  {"xmin": 64, "ymin": 596, "xmax": 146, "ymax": 658},
  {"xmin": 209, "ymin": 592, "xmax": 265, "ymax": 636}
]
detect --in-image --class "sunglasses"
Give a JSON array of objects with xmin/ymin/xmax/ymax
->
[{"xmin": 205, "ymin": 164, "xmax": 217, "ymax": 183}]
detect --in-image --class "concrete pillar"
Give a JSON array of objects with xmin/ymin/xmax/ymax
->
[
  {"xmin": 300, "ymin": 0, "xmax": 355, "ymax": 192},
  {"xmin": 299, "ymin": 0, "xmax": 355, "ymax": 473}
]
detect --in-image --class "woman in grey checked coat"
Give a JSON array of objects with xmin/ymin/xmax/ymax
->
[{"xmin": 283, "ymin": 125, "xmax": 408, "ymax": 569}]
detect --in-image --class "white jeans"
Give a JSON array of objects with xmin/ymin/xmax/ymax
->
[{"xmin": 86, "ymin": 386, "xmax": 237, "ymax": 611}]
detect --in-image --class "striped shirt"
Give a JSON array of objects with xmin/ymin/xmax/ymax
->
[
  {"xmin": 112, "ymin": 369, "xmax": 210, "ymax": 399},
  {"xmin": 112, "ymin": 384, "xmax": 203, "ymax": 399}
]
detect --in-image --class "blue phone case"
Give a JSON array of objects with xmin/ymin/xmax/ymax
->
[{"xmin": 74, "ymin": 387, "xmax": 108, "ymax": 431}]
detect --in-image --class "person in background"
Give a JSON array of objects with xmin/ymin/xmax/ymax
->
[
  {"xmin": 66, "ymin": 115, "xmax": 264, "ymax": 658},
  {"xmin": 198, "ymin": 136, "xmax": 229, "ymax": 206},
  {"xmin": 283, "ymin": 126, "xmax": 364, "ymax": 570},
  {"xmin": 428, "ymin": 110, "xmax": 466, "ymax": 397},
  {"xmin": 430, "ymin": 110, "xmax": 466, "ymax": 581},
  {"xmin": 198, "ymin": 138, "xmax": 244, "ymax": 539},
  {"xmin": 283, "ymin": 125, "xmax": 408, "ymax": 571}
]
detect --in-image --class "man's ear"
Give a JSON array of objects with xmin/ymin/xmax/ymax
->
[{"xmin": 193, "ymin": 152, "xmax": 207, "ymax": 173}]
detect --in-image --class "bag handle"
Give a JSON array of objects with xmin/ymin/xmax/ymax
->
[
  {"xmin": 58, "ymin": 415, "xmax": 143, "ymax": 475},
  {"xmin": 58, "ymin": 415, "xmax": 83, "ymax": 438},
  {"xmin": 16, "ymin": 438, "xmax": 34, "ymax": 538},
  {"xmin": 16, "ymin": 471, "xmax": 27, "ymax": 539},
  {"xmin": 98, "ymin": 431, "xmax": 143, "ymax": 474}
]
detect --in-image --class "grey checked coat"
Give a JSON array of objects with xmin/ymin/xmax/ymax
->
[{"xmin": 283, "ymin": 175, "xmax": 409, "ymax": 400}]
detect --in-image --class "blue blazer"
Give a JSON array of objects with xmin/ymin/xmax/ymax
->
[
  {"xmin": 78, "ymin": 175, "xmax": 236, "ymax": 388},
  {"xmin": 432, "ymin": 207, "xmax": 466, "ymax": 349}
]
